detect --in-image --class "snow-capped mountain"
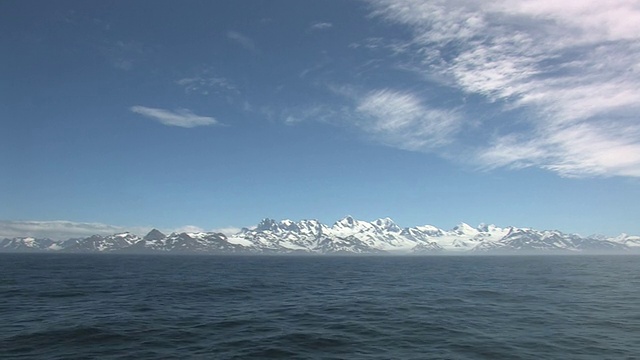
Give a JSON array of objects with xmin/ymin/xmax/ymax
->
[
  {"xmin": 62, "ymin": 232, "xmax": 142, "ymax": 252},
  {"xmin": 1, "ymin": 217, "xmax": 638, "ymax": 254},
  {"xmin": 130, "ymin": 231, "xmax": 247, "ymax": 253},
  {"xmin": 610, "ymin": 233, "xmax": 640, "ymax": 248},
  {"xmin": 0, "ymin": 237, "xmax": 57, "ymax": 251},
  {"xmin": 472, "ymin": 228, "xmax": 626, "ymax": 253}
]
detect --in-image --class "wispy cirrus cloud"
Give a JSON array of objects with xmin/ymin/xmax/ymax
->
[
  {"xmin": 176, "ymin": 76, "xmax": 239, "ymax": 96},
  {"xmin": 100, "ymin": 40, "xmax": 147, "ymax": 71},
  {"xmin": 310, "ymin": 22, "xmax": 333, "ymax": 31},
  {"xmin": 365, "ymin": 0, "xmax": 640, "ymax": 178},
  {"xmin": 227, "ymin": 30, "xmax": 258, "ymax": 52},
  {"xmin": 478, "ymin": 122, "xmax": 640, "ymax": 177},
  {"xmin": 275, "ymin": 104, "xmax": 344, "ymax": 126},
  {"xmin": 130, "ymin": 106, "xmax": 220, "ymax": 128},
  {"xmin": 355, "ymin": 89, "xmax": 460, "ymax": 151},
  {"xmin": 271, "ymin": 86, "xmax": 460, "ymax": 152}
]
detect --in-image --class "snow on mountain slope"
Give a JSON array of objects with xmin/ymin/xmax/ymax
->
[
  {"xmin": 398, "ymin": 222, "xmax": 510, "ymax": 251},
  {"xmin": 610, "ymin": 233, "xmax": 640, "ymax": 248},
  {"xmin": 0, "ymin": 237, "xmax": 56, "ymax": 251},
  {"xmin": 62, "ymin": 233, "xmax": 141, "ymax": 252},
  {"xmin": 330, "ymin": 216, "xmax": 377, "ymax": 236},
  {"xmin": 452, "ymin": 222, "xmax": 479, "ymax": 237},
  {"xmin": 328, "ymin": 216, "xmax": 412, "ymax": 251},
  {"xmin": 373, "ymin": 217, "xmax": 402, "ymax": 233},
  {"xmin": 316, "ymin": 235, "xmax": 384, "ymax": 254},
  {"xmin": 225, "ymin": 217, "xmax": 508, "ymax": 253},
  {"xmin": 227, "ymin": 218, "xmax": 330, "ymax": 252},
  {"xmin": 2, "ymin": 217, "xmax": 637, "ymax": 254},
  {"xmin": 411, "ymin": 241, "xmax": 443, "ymax": 253},
  {"xmin": 129, "ymin": 230, "xmax": 248, "ymax": 253},
  {"xmin": 472, "ymin": 228, "xmax": 628, "ymax": 253}
]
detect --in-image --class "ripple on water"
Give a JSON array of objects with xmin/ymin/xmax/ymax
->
[{"xmin": 0, "ymin": 254, "xmax": 639, "ymax": 359}]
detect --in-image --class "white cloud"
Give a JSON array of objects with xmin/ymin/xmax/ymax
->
[
  {"xmin": 310, "ymin": 22, "xmax": 333, "ymax": 31},
  {"xmin": 355, "ymin": 89, "xmax": 460, "ymax": 151},
  {"xmin": 211, "ymin": 227, "xmax": 243, "ymax": 236},
  {"xmin": 0, "ymin": 220, "xmax": 246, "ymax": 240},
  {"xmin": 167, "ymin": 226, "xmax": 246, "ymax": 236},
  {"xmin": 478, "ymin": 122, "xmax": 640, "ymax": 177},
  {"xmin": 176, "ymin": 76, "xmax": 239, "ymax": 96},
  {"xmin": 278, "ymin": 105, "xmax": 343, "ymax": 126},
  {"xmin": 227, "ymin": 30, "xmax": 257, "ymax": 52},
  {"xmin": 130, "ymin": 106, "xmax": 219, "ymax": 128},
  {"xmin": 172, "ymin": 225, "xmax": 204, "ymax": 233},
  {"xmin": 0, "ymin": 220, "xmax": 152, "ymax": 241},
  {"xmin": 366, "ymin": 0, "xmax": 640, "ymax": 177}
]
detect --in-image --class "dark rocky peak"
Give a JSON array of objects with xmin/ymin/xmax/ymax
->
[{"xmin": 144, "ymin": 229, "xmax": 166, "ymax": 241}]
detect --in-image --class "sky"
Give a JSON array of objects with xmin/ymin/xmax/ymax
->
[{"xmin": 2, "ymin": 0, "xmax": 640, "ymax": 239}]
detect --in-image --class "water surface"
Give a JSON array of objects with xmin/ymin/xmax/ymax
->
[{"xmin": 1, "ymin": 254, "xmax": 638, "ymax": 359}]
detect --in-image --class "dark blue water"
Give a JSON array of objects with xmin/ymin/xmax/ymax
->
[{"xmin": 1, "ymin": 254, "xmax": 639, "ymax": 359}]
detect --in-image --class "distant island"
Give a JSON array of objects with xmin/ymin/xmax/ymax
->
[{"xmin": 2, "ymin": 216, "xmax": 639, "ymax": 254}]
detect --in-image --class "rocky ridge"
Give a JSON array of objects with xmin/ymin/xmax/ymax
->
[{"xmin": 2, "ymin": 216, "xmax": 638, "ymax": 254}]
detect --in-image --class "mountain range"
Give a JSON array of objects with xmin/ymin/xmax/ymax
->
[{"xmin": 2, "ymin": 216, "xmax": 639, "ymax": 254}]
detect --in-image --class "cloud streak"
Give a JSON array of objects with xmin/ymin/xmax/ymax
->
[
  {"xmin": 131, "ymin": 106, "xmax": 220, "ymax": 128},
  {"xmin": 176, "ymin": 76, "xmax": 239, "ymax": 96},
  {"xmin": 0, "ymin": 220, "xmax": 151, "ymax": 241},
  {"xmin": 101, "ymin": 40, "xmax": 146, "ymax": 71},
  {"xmin": 310, "ymin": 22, "xmax": 333, "ymax": 31},
  {"xmin": 0, "ymin": 221, "xmax": 245, "ymax": 240},
  {"xmin": 227, "ymin": 30, "xmax": 258, "ymax": 52},
  {"xmin": 365, "ymin": 0, "xmax": 640, "ymax": 177},
  {"xmin": 355, "ymin": 89, "xmax": 460, "ymax": 151}
]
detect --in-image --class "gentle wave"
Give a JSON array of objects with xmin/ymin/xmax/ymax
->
[{"xmin": 1, "ymin": 254, "xmax": 639, "ymax": 359}]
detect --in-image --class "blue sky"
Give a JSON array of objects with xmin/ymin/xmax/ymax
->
[{"xmin": 2, "ymin": 0, "xmax": 640, "ymax": 239}]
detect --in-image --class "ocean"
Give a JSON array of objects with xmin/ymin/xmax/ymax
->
[{"xmin": 1, "ymin": 254, "xmax": 639, "ymax": 359}]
